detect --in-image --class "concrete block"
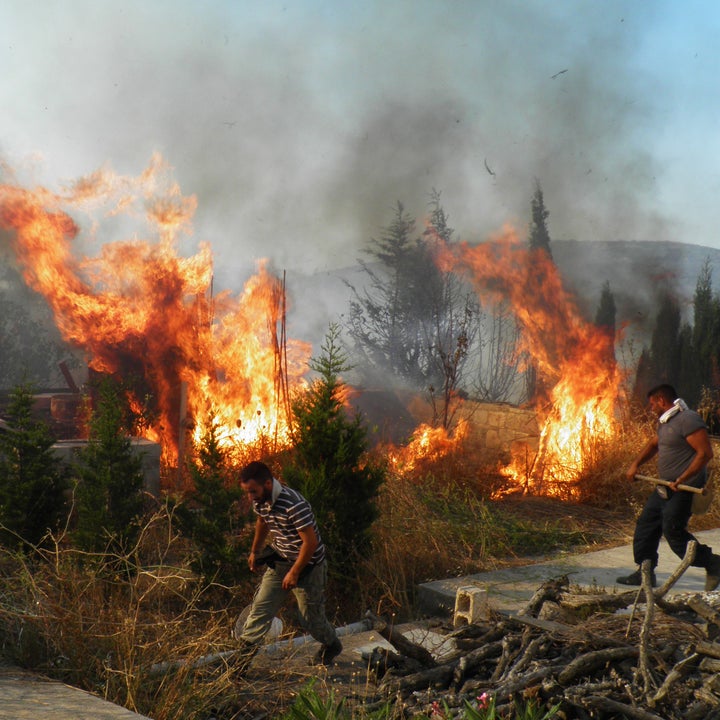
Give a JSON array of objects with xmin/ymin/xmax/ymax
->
[{"xmin": 453, "ymin": 585, "xmax": 489, "ymax": 627}]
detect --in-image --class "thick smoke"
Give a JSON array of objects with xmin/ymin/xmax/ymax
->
[
  {"xmin": 0, "ymin": 1, "xmax": 678, "ymax": 276},
  {"xmin": 1, "ymin": 0, "xmax": 715, "ymax": 360}
]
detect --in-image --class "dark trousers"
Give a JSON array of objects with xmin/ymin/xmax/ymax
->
[{"xmin": 633, "ymin": 487, "xmax": 713, "ymax": 569}]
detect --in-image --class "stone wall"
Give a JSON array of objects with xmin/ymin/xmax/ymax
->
[
  {"xmin": 350, "ymin": 389, "xmax": 540, "ymax": 456},
  {"xmin": 461, "ymin": 401, "xmax": 540, "ymax": 459}
]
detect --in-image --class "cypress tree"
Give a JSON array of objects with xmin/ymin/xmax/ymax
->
[
  {"xmin": 528, "ymin": 179, "xmax": 552, "ymax": 258},
  {"xmin": 691, "ymin": 259, "xmax": 718, "ymax": 402}
]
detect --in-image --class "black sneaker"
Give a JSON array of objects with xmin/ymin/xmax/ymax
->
[
  {"xmin": 705, "ymin": 555, "xmax": 720, "ymax": 591},
  {"xmin": 310, "ymin": 638, "xmax": 343, "ymax": 666},
  {"xmin": 616, "ymin": 569, "xmax": 657, "ymax": 587}
]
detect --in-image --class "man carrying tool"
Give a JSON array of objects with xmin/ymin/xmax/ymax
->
[
  {"xmin": 617, "ymin": 383, "xmax": 720, "ymax": 590},
  {"xmin": 234, "ymin": 460, "xmax": 342, "ymax": 673}
]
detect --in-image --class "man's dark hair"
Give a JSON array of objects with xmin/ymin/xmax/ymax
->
[
  {"xmin": 647, "ymin": 384, "xmax": 677, "ymax": 403},
  {"xmin": 239, "ymin": 460, "xmax": 273, "ymax": 484}
]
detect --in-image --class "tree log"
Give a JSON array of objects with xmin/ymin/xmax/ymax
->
[
  {"xmin": 654, "ymin": 540, "xmax": 697, "ymax": 600},
  {"xmin": 687, "ymin": 594, "xmax": 720, "ymax": 631},
  {"xmin": 518, "ymin": 574, "xmax": 569, "ymax": 617},
  {"xmin": 558, "ymin": 647, "xmax": 639, "ymax": 686},
  {"xmin": 639, "ymin": 559, "xmax": 656, "ymax": 693},
  {"xmin": 502, "ymin": 633, "xmax": 548, "ymax": 681},
  {"xmin": 365, "ymin": 611, "xmax": 436, "ymax": 668},
  {"xmin": 695, "ymin": 640, "xmax": 720, "ymax": 659},
  {"xmin": 494, "ymin": 665, "xmax": 564, "ymax": 702},
  {"xmin": 570, "ymin": 694, "xmax": 666, "ymax": 720},
  {"xmin": 379, "ymin": 664, "xmax": 455, "ymax": 695},
  {"xmin": 649, "ymin": 652, "xmax": 699, "ymax": 706},
  {"xmin": 378, "ymin": 640, "xmax": 504, "ymax": 697}
]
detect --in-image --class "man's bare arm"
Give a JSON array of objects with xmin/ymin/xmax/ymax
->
[{"xmin": 626, "ymin": 436, "xmax": 659, "ymax": 481}]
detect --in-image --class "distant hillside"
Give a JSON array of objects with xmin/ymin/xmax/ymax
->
[
  {"xmin": 285, "ymin": 239, "xmax": 720, "ymax": 352},
  {"xmin": 552, "ymin": 239, "xmax": 720, "ymax": 329}
]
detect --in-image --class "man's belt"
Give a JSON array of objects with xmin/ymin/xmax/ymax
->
[
  {"xmin": 635, "ymin": 474, "xmax": 712, "ymax": 515},
  {"xmin": 635, "ymin": 474, "xmax": 704, "ymax": 495},
  {"xmin": 254, "ymin": 546, "xmax": 284, "ymax": 568}
]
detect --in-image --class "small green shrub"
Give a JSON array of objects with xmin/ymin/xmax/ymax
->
[
  {"xmin": 284, "ymin": 325, "xmax": 386, "ymax": 588},
  {"xmin": 0, "ymin": 382, "xmax": 69, "ymax": 550},
  {"xmin": 172, "ymin": 420, "xmax": 249, "ymax": 585}
]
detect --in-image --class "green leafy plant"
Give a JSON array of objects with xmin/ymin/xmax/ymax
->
[
  {"xmin": 281, "ymin": 679, "xmax": 392, "ymax": 720},
  {"xmin": 281, "ymin": 679, "xmax": 346, "ymax": 720}
]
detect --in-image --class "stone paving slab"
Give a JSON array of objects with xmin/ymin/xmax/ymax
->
[
  {"xmin": 0, "ymin": 665, "xmax": 150, "ymax": 720},
  {"xmin": 418, "ymin": 528, "xmax": 720, "ymax": 617}
]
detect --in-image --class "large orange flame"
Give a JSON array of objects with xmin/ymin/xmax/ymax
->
[
  {"xmin": 441, "ymin": 227, "xmax": 625, "ymax": 496},
  {"xmin": 0, "ymin": 156, "xmax": 310, "ymax": 481}
]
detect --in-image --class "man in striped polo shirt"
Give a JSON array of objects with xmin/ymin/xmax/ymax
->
[{"xmin": 235, "ymin": 460, "xmax": 342, "ymax": 671}]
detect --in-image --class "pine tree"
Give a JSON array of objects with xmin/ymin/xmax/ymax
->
[
  {"xmin": 649, "ymin": 292, "xmax": 683, "ymax": 386},
  {"xmin": 633, "ymin": 347, "xmax": 654, "ymax": 404},
  {"xmin": 346, "ymin": 202, "xmax": 430, "ymax": 386},
  {"xmin": 346, "ymin": 194, "xmax": 477, "ymax": 425},
  {"xmin": 284, "ymin": 324, "xmax": 385, "ymax": 585},
  {"xmin": 72, "ymin": 377, "xmax": 145, "ymax": 554},
  {"xmin": 173, "ymin": 422, "xmax": 248, "ymax": 584},
  {"xmin": 594, "ymin": 281, "xmax": 617, "ymax": 336},
  {"xmin": 594, "ymin": 281, "xmax": 617, "ymax": 366},
  {"xmin": 525, "ymin": 179, "xmax": 554, "ymax": 401},
  {"xmin": 0, "ymin": 383, "xmax": 68, "ymax": 549},
  {"xmin": 634, "ymin": 292, "xmax": 684, "ymax": 402}
]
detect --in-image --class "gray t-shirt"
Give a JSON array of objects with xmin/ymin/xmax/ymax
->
[{"xmin": 657, "ymin": 408, "xmax": 708, "ymax": 486}]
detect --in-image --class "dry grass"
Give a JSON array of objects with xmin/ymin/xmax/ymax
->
[
  {"xmin": 3, "ymin": 410, "xmax": 720, "ymax": 718},
  {"xmin": 0, "ymin": 508, "xmax": 259, "ymax": 719}
]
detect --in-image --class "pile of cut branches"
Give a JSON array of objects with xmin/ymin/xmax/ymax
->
[{"xmin": 357, "ymin": 542, "xmax": 720, "ymax": 720}]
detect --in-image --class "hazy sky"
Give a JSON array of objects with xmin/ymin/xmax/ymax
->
[{"xmin": 2, "ymin": 0, "xmax": 719, "ymax": 286}]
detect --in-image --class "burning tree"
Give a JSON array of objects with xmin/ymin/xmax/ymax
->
[
  {"xmin": 0, "ymin": 157, "xmax": 310, "ymax": 483},
  {"xmin": 473, "ymin": 299, "xmax": 525, "ymax": 403},
  {"xmin": 438, "ymin": 228, "xmax": 626, "ymax": 496}
]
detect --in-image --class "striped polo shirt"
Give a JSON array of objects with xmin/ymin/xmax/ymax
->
[{"xmin": 255, "ymin": 482, "xmax": 326, "ymax": 565}]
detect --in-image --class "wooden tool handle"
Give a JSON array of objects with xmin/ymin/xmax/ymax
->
[{"xmin": 635, "ymin": 474, "xmax": 705, "ymax": 495}]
